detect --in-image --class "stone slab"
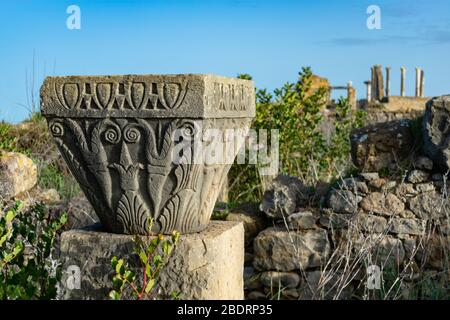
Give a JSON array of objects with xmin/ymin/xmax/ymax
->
[
  {"xmin": 58, "ymin": 221, "xmax": 244, "ymax": 300},
  {"xmin": 40, "ymin": 74, "xmax": 256, "ymax": 119}
]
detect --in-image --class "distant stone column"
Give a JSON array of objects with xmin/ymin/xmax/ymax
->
[
  {"xmin": 364, "ymin": 81, "xmax": 372, "ymax": 102},
  {"xmin": 415, "ymin": 67, "xmax": 421, "ymax": 97},
  {"xmin": 400, "ymin": 67, "xmax": 406, "ymax": 97},
  {"xmin": 385, "ymin": 67, "xmax": 391, "ymax": 97},
  {"xmin": 420, "ymin": 69, "xmax": 425, "ymax": 97},
  {"xmin": 347, "ymin": 81, "xmax": 356, "ymax": 110},
  {"xmin": 371, "ymin": 65, "xmax": 384, "ymax": 101}
]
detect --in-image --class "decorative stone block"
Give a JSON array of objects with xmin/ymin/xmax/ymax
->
[
  {"xmin": 58, "ymin": 221, "xmax": 244, "ymax": 300},
  {"xmin": 40, "ymin": 74, "xmax": 255, "ymax": 234}
]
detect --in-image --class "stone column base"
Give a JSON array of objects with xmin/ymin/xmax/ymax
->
[{"xmin": 58, "ymin": 221, "xmax": 244, "ymax": 300}]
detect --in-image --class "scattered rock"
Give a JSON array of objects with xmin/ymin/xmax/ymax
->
[
  {"xmin": 260, "ymin": 271, "xmax": 300, "ymax": 289},
  {"xmin": 360, "ymin": 172, "xmax": 379, "ymax": 181},
  {"xmin": 340, "ymin": 177, "xmax": 369, "ymax": 194},
  {"xmin": 408, "ymin": 191, "xmax": 447, "ymax": 220},
  {"xmin": 260, "ymin": 175, "xmax": 308, "ymax": 219},
  {"xmin": 287, "ymin": 211, "xmax": 317, "ymax": 230},
  {"xmin": 320, "ymin": 212, "xmax": 387, "ymax": 233},
  {"xmin": 382, "ymin": 181, "xmax": 397, "ymax": 192},
  {"xmin": 399, "ymin": 209, "xmax": 416, "ymax": 219},
  {"xmin": 407, "ymin": 170, "xmax": 430, "ymax": 184},
  {"xmin": 0, "ymin": 151, "xmax": 37, "ymax": 199},
  {"xmin": 358, "ymin": 214, "xmax": 388, "ymax": 233},
  {"xmin": 319, "ymin": 212, "xmax": 353, "ymax": 229},
  {"xmin": 360, "ymin": 192, "xmax": 404, "ymax": 216},
  {"xmin": 350, "ymin": 119, "xmax": 414, "ymax": 172},
  {"xmin": 423, "ymin": 95, "xmax": 450, "ymax": 171},
  {"xmin": 389, "ymin": 218, "xmax": 426, "ymax": 235},
  {"xmin": 395, "ymin": 183, "xmax": 418, "ymax": 200},
  {"xmin": 415, "ymin": 182, "xmax": 434, "ymax": 193},
  {"xmin": 367, "ymin": 178, "xmax": 388, "ymax": 191},
  {"xmin": 326, "ymin": 189, "xmax": 358, "ymax": 214},
  {"xmin": 253, "ymin": 227, "xmax": 330, "ymax": 271}
]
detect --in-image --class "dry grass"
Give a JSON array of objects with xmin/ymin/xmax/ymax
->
[{"xmin": 267, "ymin": 174, "xmax": 449, "ymax": 300}]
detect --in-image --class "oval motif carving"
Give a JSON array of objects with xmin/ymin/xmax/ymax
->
[
  {"xmin": 96, "ymin": 83, "xmax": 112, "ymax": 108},
  {"xmin": 63, "ymin": 83, "xmax": 79, "ymax": 109},
  {"xmin": 131, "ymin": 82, "xmax": 145, "ymax": 109},
  {"xmin": 164, "ymin": 83, "xmax": 181, "ymax": 109}
]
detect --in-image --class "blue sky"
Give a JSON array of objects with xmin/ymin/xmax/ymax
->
[{"xmin": 1, "ymin": 0, "xmax": 450, "ymax": 123}]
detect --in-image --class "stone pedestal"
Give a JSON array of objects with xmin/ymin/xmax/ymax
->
[{"xmin": 58, "ymin": 221, "xmax": 244, "ymax": 300}]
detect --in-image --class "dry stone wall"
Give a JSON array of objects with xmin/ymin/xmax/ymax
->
[{"xmin": 243, "ymin": 96, "xmax": 450, "ymax": 300}]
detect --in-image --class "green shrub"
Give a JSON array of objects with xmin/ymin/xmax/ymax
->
[
  {"xmin": 109, "ymin": 219, "xmax": 180, "ymax": 300},
  {"xmin": 38, "ymin": 164, "xmax": 80, "ymax": 200},
  {"xmin": 0, "ymin": 122, "xmax": 18, "ymax": 152},
  {"xmin": 228, "ymin": 67, "xmax": 366, "ymax": 203},
  {"xmin": 0, "ymin": 202, "xmax": 67, "ymax": 300}
]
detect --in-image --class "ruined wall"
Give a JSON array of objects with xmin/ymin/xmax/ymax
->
[{"xmin": 238, "ymin": 98, "xmax": 450, "ymax": 300}]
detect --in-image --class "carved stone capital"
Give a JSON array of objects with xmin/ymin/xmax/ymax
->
[{"xmin": 41, "ymin": 74, "xmax": 255, "ymax": 235}]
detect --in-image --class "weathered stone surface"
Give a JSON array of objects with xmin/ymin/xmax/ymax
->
[
  {"xmin": 287, "ymin": 211, "xmax": 317, "ymax": 230},
  {"xmin": 260, "ymin": 175, "xmax": 308, "ymax": 219},
  {"xmin": 364, "ymin": 235, "xmax": 406, "ymax": 268},
  {"xmin": 253, "ymin": 227, "xmax": 330, "ymax": 272},
  {"xmin": 407, "ymin": 170, "xmax": 430, "ymax": 184},
  {"xmin": 41, "ymin": 74, "xmax": 255, "ymax": 235},
  {"xmin": 415, "ymin": 182, "xmax": 434, "ymax": 193},
  {"xmin": 423, "ymin": 95, "xmax": 450, "ymax": 171},
  {"xmin": 260, "ymin": 271, "xmax": 300, "ymax": 289},
  {"xmin": 360, "ymin": 192, "xmax": 404, "ymax": 216},
  {"xmin": 350, "ymin": 119, "xmax": 414, "ymax": 172},
  {"xmin": 0, "ymin": 151, "xmax": 37, "ymax": 199},
  {"xmin": 408, "ymin": 191, "xmax": 448, "ymax": 219},
  {"xmin": 326, "ymin": 189, "xmax": 358, "ymax": 214},
  {"xmin": 395, "ymin": 183, "xmax": 418, "ymax": 199},
  {"xmin": 414, "ymin": 156, "xmax": 433, "ymax": 171},
  {"xmin": 367, "ymin": 178, "xmax": 388, "ymax": 191},
  {"xmin": 340, "ymin": 177, "xmax": 369, "ymax": 194},
  {"xmin": 360, "ymin": 172, "xmax": 379, "ymax": 181},
  {"xmin": 389, "ymin": 218, "xmax": 426, "ymax": 235},
  {"xmin": 358, "ymin": 214, "xmax": 388, "ymax": 233},
  {"xmin": 319, "ymin": 212, "xmax": 387, "ymax": 233},
  {"xmin": 58, "ymin": 221, "xmax": 244, "ymax": 300}
]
